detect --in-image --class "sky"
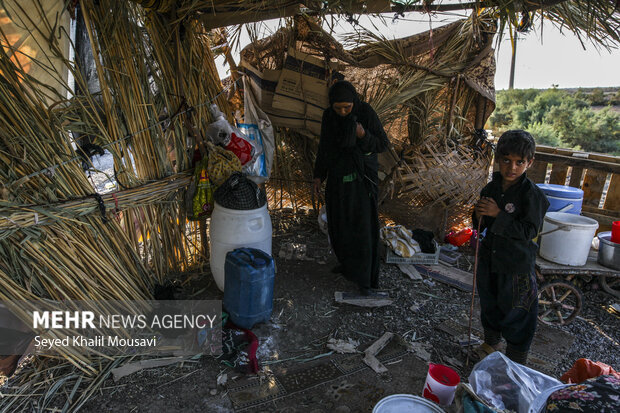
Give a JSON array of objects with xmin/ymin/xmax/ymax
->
[{"xmin": 216, "ymin": 12, "xmax": 620, "ymax": 91}]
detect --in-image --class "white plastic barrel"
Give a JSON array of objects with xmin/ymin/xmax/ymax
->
[
  {"xmin": 209, "ymin": 202, "xmax": 272, "ymax": 291},
  {"xmin": 539, "ymin": 212, "xmax": 598, "ymax": 266}
]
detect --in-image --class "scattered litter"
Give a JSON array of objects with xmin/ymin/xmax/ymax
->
[
  {"xmin": 409, "ymin": 302, "xmax": 421, "ymax": 312},
  {"xmin": 416, "ymin": 291, "xmax": 442, "ymax": 299},
  {"xmin": 456, "ymin": 333, "xmax": 482, "ymax": 347},
  {"xmin": 111, "ymin": 357, "xmax": 186, "ymax": 382},
  {"xmin": 422, "ymin": 278, "xmax": 436, "ymax": 287},
  {"xmin": 297, "ymin": 351, "xmax": 334, "ymax": 362},
  {"xmin": 408, "ymin": 342, "xmax": 432, "ymax": 362},
  {"xmin": 444, "ymin": 356, "xmax": 463, "ymax": 368},
  {"xmin": 352, "ymin": 330, "xmax": 379, "ymax": 339},
  {"xmin": 363, "ymin": 332, "xmax": 393, "ymax": 374},
  {"xmin": 327, "ymin": 338, "xmax": 360, "ymax": 354},
  {"xmin": 334, "ymin": 291, "xmax": 392, "ymax": 307},
  {"xmin": 611, "ymin": 303, "xmax": 620, "ymax": 314},
  {"xmin": 217, "ymin": 373, "xmax": 228, "ymax": 386},
  {"xmin": 398, "ymin": 264, "xmax": 423, "ymax": 281},
  {"xmin": 278, "ymin": 242, "xmax": 312, "ymax": 260},
  {"xmin": 210, "ymin": 388, "xmax": 217, "ymax": 396}
]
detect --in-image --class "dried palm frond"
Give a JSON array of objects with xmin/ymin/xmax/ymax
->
[
  {"xmin": 128, "ymin": 1, "xmax": 620, "ymax": 51},
  {"xmin": 1, "ymin": 0, "xmax": 227, "ymax": 409}
]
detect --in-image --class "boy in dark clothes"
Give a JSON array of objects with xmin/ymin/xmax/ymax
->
[{"xmin": 473, "ymin": 130, "xmax": 550, "ymax": 364}]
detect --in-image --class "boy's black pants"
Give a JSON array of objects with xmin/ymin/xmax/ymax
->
[{"xmin": 476, "ymin": 262, "xmax": 538, "ymax": 353}]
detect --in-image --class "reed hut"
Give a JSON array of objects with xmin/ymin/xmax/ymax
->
[{"xmin": 0, "ymin": 0, "xmax": 618, "ymax": 410}]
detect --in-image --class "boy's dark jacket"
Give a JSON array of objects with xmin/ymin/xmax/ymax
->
[{"xmin": 473, "ymin": 171, "xmax": 550, "ymax": 274}]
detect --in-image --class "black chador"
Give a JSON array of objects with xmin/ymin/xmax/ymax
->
[{"xmin": 313, "ymin": 81, "xmax": 389, "ymax": 291}]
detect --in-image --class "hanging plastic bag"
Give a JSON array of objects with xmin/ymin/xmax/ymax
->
[
  {"xmin": 205, "ymin": 104, "xmax": 255, "ymax": 166},
  {"xmin": 243, "ymin": 75, "xmax": 275, "ymax": 179},
  {"xmin": 237, "ymin": 123, "xmax": 267, "ymax": 181},
  {"xmin": 191, "ymin": 158, "xmax": 215, "ymax": 219},
  {"xmin": 469, "ymin": 352, "xmax": 562, "ymax": 413}
]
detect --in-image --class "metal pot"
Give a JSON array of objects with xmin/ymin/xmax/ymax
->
[{"xmin": 597, "ymin": 231, "xmax": 620, "ymax": 270}]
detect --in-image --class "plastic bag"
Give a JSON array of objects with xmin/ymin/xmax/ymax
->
[
  {"xmin": 560, "ymin": 358, "xmax": 620, "ymax": 384},
  {"xmin": 205, "ymin": 104, "xmax": 255, "ymax": 166},
  {"xmin": 317, "ymin": 205, "xmax": 328, "ymax": 235},
  {"xmin": 237, "ymin": 123, "xmax": 267, "ymax": 181},
  {"xmin": 191, "ymin": 158, "xmax": 215, "ymax": 219},
  {"xmin": 243, "ymin": 75, "xmax": 274, "ymax": 178},
  {"xmin": 469, "ymin": 352, "xmax": 562, "ymax": 413},
  {"xmin": 206, "ymin": 141, "xmax": 242, "ymax": 188}
]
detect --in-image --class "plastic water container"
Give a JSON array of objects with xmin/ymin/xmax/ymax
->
[
  {"xmin": 210, "ymin": 202, "xmax": 272, "ymax": 291},
  {"xmin": 539, "ymin": 212, "xmax": 599, "ymax": 266},
  {"xmin": 223, "ymin": 248, "xmax": 275, "ymax": 329},
  {"xmin": 536, "ymin": 184, "xmax": 584, "ymax": 215}
]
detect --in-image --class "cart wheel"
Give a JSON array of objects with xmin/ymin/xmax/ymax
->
[
  {"xmin": 538, "ymin": 279, "xmax": 583, "ymax": 326},
  {"xmin": 598, "ymin": 275, "xmax": 620, "ymax": 299}
]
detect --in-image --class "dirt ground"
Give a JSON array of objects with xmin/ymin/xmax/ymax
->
[{"xmin": 53, "ymin": 208, "xmax": 620, "ymax": 412}]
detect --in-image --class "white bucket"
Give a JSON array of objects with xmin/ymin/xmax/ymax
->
[
  {"xmin": 209, "ymin": 202, "xmax": 272, "ymax": 291},
  {"xmin": 539, "ymin": 212, "xmax": 598, "ymax": 266}
]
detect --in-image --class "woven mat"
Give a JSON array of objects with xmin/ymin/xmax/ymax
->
[{"xmin": 228, "ymin": 337, "xmax": 410, "ymax": 411}]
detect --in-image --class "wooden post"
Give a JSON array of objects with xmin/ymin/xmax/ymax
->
[{"xmin": 509, "ymin": 33, "xmax": 517, "ymax": 89}]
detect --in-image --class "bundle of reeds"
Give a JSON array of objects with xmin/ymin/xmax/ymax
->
[{"xmin": 1, "ymin": 0, "xmax": 229, "ymax": 408}]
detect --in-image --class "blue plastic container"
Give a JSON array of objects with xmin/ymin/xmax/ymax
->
[
  {"xmin": 223, "ymin": 248, "xmax": 275, "ymax": 329},
  {"xmin": 537, "ymin": 183, "xmax": 584, "ymax": 215}
]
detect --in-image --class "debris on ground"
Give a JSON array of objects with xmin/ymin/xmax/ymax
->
[
  {"xmin": 279, "ymin": 242, "xmax": 313, "ymax": 260},
  {"xmin": 363, "ymin": 332, "xmax": 393, "ymax": 374},
  {"xmin": 217, "ymin": 373, "xmax": 228, "ymax": 386},
  {"xmin": 111, "ymin": 357, "xmax": 186, "ymax": 382},
  {"xmin": 334, "ymin": 291, "xmax": 393, "ymax": 307},
  {"xmin": 398, "ymin": 264, "xmax": 422, "ymax": 280},
  {"xmin": 327, "ymin": 338, "xmax": 360, "ymax": 354},
  {"xmin": 408, "ymin": 342, "xmax": 432, "ymax": 362},
  {"xmin": 456, "ymin": 333, "xmax": 482, "ymax": 347}
]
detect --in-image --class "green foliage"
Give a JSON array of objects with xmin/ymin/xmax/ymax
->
[
  {"xmin": 528, "ymin": 122, "xmax": 562, "ymax": 147},
  {"xmin": 490, "ymin": 88, "xmax": 620, "ymax": 155},
  {"xmin": 587, "ymin": 88, "xmax": 607, "ymax": 106}
]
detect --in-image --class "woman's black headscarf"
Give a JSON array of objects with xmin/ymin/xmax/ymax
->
[
  {"xmin": 328, "ymin": 81, "xmax": 360, "ymax": 148},
  {"xmin": 329, "ymin": 80, "xmax": 359, "ymax": 105}
]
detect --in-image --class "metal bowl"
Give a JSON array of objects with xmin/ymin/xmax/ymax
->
[{"xmin": 597, "ymin": 231, "xmax": 620, "ymax": 270}]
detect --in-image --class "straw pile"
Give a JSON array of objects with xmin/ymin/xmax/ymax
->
[{"xmin": 1, "ymin": 0, "xmax": 228, "ymax": 408}]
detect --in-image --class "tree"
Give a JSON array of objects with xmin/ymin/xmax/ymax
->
[{"xmin": 587, "ymin": 88, "xmax": 607, "ymax": 106}]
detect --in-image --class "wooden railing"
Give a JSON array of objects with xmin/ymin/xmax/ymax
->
[{"xmin": 528, "ymin": 145, "xmax": 620, "ymax": 232}]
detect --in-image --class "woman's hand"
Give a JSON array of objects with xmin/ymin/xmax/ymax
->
[
  {"xmin": 313, "ymin": 178, "xmax": 322, "ymax": 200},
  {"xmin": 475, "ymin": 197, "xmax": 501, "ymax": 217},
  {"xmin": 356, "ymin": 122, "xmax": 366, "ymax": 138}
]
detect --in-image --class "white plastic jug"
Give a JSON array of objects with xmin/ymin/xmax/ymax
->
[
  {"xmin": 209, "ymin": 202, "xmax": 272, "ymax": 291},
  {"xmin": 539, "ymin": 212, "xmax": 598, "ymax": 266}
]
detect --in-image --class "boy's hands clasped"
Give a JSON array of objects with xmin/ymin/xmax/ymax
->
[{"xmin": 475, "ymin": 196, "xmax": 501, "ymax": 218}]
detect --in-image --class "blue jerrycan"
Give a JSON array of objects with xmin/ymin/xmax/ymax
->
[{"xmin": 223, "ymin": 248, "xmax": 275, "ymax": 329}]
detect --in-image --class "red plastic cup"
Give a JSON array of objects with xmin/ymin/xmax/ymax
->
[{"xmin": 612, "ymin": 221, "xmax": 620, "ymax": 244}]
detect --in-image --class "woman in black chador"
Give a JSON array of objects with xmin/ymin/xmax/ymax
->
[{"xmin": 313, "ymin": 80, "xmax": 389, "ymax": 294}]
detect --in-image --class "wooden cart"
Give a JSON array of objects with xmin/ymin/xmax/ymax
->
[{"xmin": 535, "ymin": 250, "xmax": 620, "ymax": 326}]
